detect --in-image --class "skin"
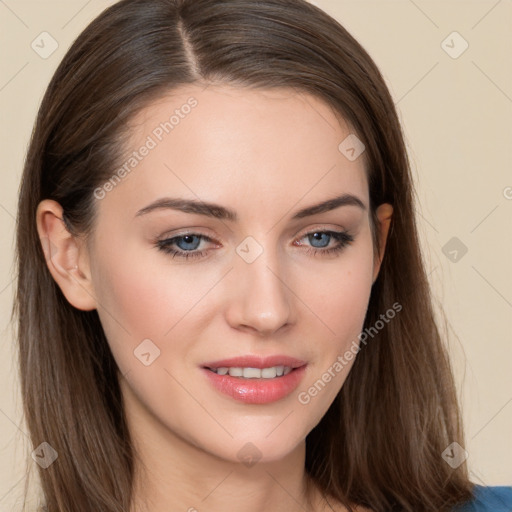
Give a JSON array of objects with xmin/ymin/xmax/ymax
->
[{"xmin": 37, "ymin": 84, "xmax": 392, "ymax": 512}]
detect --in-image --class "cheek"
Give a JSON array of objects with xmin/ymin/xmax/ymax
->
[
  {"xmin": 297, "ymin": 240, "xmax": 375, "ymax": 344},
  {"xmin": 89, "ymin": 246, "xmax": 172, "ymax": 368},
  {"xmin": 293, "ymin": 239, "xmax": 374, "ymax": 412},
  {"xmin": 90, "ymin": 243, "xmax": 223, "ymax": 372}
]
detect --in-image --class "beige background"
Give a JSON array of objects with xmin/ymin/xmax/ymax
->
[{"xmin": 1, "ymin": 0, "xmax": 511, "ymax": 509}]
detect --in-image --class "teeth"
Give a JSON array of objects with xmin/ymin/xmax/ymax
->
[
  {"xmin": 210, "ymin": 365, "xmax": 293, "ymax": 378},
  {"xmin": 261, "ymin": 367, "xmax": 276, "ymax": 378}
]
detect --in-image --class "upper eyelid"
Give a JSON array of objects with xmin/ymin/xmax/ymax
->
[{"xmin": 159, "ymin": 223, "xmax": 350, "ymax": 240}]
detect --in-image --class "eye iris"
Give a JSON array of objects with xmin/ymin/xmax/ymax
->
[
  {"xmin": 309, "ymin": 232, "xmax": 330, "ymax": 248},
  {"xmin": 176, "ymin": 235, "xmax": 201, "ymax": 251}
]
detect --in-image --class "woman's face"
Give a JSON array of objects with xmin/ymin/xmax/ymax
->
[{"xmin": 45, "ymin": 84, "xmax": 392, "ymax": 465}]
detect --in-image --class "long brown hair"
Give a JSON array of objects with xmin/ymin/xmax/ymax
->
[{"xmin": 14, "ymin": 0, "xmax": 474, "ymax": 510}]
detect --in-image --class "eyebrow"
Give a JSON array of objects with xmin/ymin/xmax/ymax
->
[{"xmin": 135, "ymin": 193, "xmax": 366, "ymax": 221}]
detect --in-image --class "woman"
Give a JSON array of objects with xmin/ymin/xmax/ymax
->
[{"xmin": 13, "ymin": 0, "xmax": 512, "ymax": 510}]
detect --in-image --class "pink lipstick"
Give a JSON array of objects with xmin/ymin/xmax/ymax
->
[{"xmin": 201, "ymin": 355, "xmax": 307, "ymax": 404}]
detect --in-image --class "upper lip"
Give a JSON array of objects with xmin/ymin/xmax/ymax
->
[{"xmin": 202, "ymin": 355, "xmax": 307, "ymax": 370}]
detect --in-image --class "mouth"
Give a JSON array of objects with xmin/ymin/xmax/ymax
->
[{"xmin": 200, "ymin": 355, "xmax": 307, "ymax": 404}]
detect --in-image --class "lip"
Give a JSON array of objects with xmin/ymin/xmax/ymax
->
[
  {"xmin": 202, "ymin": 365, "xmax": 307, "ymax": 404},
  {"xmin": 201, "ymin": 355, "xmax": 307, "ymax": 370},
  {"xmin": 200, "ymin": 355, "xmax": 308, "ymax": 405}
]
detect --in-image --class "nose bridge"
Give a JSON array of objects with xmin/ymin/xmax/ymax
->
[{"xmin": 226, "ymin": 235, "xmax": 293, "ymax": 335}]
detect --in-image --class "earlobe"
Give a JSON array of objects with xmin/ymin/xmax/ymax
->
[
  {"xmin": 36, "ymin": 199, "xmax": 97, "ymax": 311},
  {"xmin": 372, "ymin": 203, "xmax": 393, "ymax": 284}
]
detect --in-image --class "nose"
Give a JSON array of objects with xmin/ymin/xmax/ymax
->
[{"xmin": 224, "ymin": 244, "xmax": 294, "ymax": 337}]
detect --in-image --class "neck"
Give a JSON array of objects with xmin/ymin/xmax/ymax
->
[{"xmin": 129, "ymin": 422, "xmax": 323, "ymax": 512}]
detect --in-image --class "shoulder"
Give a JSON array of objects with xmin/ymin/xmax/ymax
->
[{"xmin": 452, "ymin": 485, "xmax": 512, "ymax": 511}]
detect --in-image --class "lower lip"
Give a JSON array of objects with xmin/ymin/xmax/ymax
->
[{"xmin": 202, "ymin": 366, "xmax": 307, "ymax": 404}]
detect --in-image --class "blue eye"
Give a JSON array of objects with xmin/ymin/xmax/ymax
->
[
  {"xmin": 156, "ymin": 234, "xmax": 213, "ymax": 260},
  {"xmin": 300, "ymin": 231, "xmax": 355, "ymax": 257},
  {"xmin": 156, "ymin": 230, "xmax": 354, "ymax": 260}
]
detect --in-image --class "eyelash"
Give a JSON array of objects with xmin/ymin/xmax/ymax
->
[{"xmin": 155, "ymin": 230, "xmax": 355, "ymax": 261}]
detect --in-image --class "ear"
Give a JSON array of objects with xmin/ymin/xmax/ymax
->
[
  {"xmin": 372, "ymin": 203, "xmax": 393, "ymax": 284},
  {"xmin": 36, "ymin": 199, "xmax": 97, "ymax": 311}
]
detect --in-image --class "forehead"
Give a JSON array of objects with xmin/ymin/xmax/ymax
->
[{"xmin": 99, "ymin": 84, "xmax": 369, "ymax": 218}]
